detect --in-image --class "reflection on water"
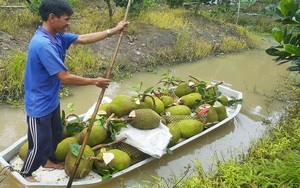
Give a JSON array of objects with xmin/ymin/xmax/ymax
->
[{"xmin": 0, "ymin": 48, "xmax": 290, "ymax": 188}]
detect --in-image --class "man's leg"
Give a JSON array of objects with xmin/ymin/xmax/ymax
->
[
  {"xmin": 45, "ymin": 104, "xmax": 64, "ymax": 169},
  {"xmin": 20, "ymin": 115, "xmax": 52, "ymax": 181}
]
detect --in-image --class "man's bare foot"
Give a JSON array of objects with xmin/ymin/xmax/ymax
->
[
  {"xmin": 24, "ymin": 176, "xmax": 38, "ymax": 182},
  {"xmin": 43, "ymin": 160, "xmax": 64, "ymax": 170}
]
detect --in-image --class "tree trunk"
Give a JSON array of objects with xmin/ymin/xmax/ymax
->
[{"xmin": 104, "ymin": 0, "xmax": 113, "ymax": 20}]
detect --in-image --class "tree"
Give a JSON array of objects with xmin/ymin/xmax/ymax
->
[{"xmin": 264, "ymin": 0, "xmax": 300, "ymax": 86}]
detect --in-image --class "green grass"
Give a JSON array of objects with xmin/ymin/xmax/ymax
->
[
  {"xmin": 0, "ymin": 51, "xmax": 26, "ymax": 103},
  {"xmin": 0, "ymin": 1, "xmax": 279, "ymax": 103}
]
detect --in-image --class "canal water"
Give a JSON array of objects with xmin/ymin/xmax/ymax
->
[{"xmin": 0, "ymin": 47, "xmax": 291, "ymax": 187}]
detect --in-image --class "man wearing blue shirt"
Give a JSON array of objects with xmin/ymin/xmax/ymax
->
[{"xmin": 20, "ymin": 0, "xmax": 129, "ymax": 182}]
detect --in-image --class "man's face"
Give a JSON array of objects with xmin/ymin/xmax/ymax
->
[{"xmin": 52, "ymin": 14, "xmax": 71, "ymax": 34}]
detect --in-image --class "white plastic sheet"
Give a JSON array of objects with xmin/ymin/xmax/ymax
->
[{"xmin": 115, "ymin": 122, "xmax": 172, "ymax": 158}]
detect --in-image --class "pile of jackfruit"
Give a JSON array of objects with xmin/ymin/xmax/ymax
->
[{"xmin": 18, "ymin": 75, "xmax": 234, "ymax": 180}]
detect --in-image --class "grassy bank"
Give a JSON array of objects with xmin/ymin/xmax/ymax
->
[
  {"xmin": 178, "ymin": 100, "xmax": 300, "ymax": 187},
  {"xmin": 0, "ymin": 0, "xmax": 266, "ymax": 104}
]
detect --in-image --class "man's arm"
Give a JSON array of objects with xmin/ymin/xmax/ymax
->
[
  {"xmin": 57, "ymin": 70, "xmax": 110, "ymax": 89},
  {"xmin": 73, "ymin": 21, "xmax": 129, "ymax": 44}
]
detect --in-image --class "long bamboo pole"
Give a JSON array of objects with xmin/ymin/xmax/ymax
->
[{"xmin": 66, "ymin": 1, "xmax": 131, "ymax": 187}]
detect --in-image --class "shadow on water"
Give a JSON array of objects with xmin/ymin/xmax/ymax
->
[{"xmin": 0, "ymin": 47, "xmax": 291, "ymax": 187}]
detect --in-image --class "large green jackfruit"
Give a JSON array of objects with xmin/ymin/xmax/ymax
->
[
  {"xmin": 176, "ymin": 119, "xmax": 203, "ymax": 138},
  {"xmin": 18, "ymin": 140, "xmax": 28, "ymax": 161},
  {"xmin": 144, "ymin": 95, "xmax": 165, "ymax": 114},
  {"xmin": 129, "ymin": 108, "xmax": 161, "ymax": 129},
  {"xmin": 174, "ymin": 82, "xmax": 196, "ymax": 98},
  {"xmin": 78, "ymin": 125, "xmax": 107, "ymax": 147},
  {"xmin": 164, "ymin": 105, "xmax": 191, "ymax": 115},
  {"xmin": 167, "ymin": 124, "xmax": 181, "ymax": 147},
  {"xmin": 214, "ymin": 101, "xmax": 228, "ymax": 122},
  {"xmin": 106, "ymin": 95, "xmax": 133, "ymax": 117},
  {"xmin": 179, "ymin": 92, "xmax": 202, "ymax": 108},
  {"xmin": 160, "ymin": 95, "xmax": 174, "ymax": 107},
  {"xmin": 94, "ymin": 149, "xmax": 131, "ymax": 171},
  {"xmin": 64, "ymin": 145, "xmax": 95, "ymax": 179},
  {"xmin": 55, "ymin": 136, "xmax": 78, "ymax": 162}
]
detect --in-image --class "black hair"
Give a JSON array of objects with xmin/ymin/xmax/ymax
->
[{"xmin": 39, "ymin": 0, "xmax": 73, "ymax": 21}]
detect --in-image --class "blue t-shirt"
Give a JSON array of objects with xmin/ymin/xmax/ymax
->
[{"xmin": 24, "ymin": 26, "xmax": 78, "ymax": 118}]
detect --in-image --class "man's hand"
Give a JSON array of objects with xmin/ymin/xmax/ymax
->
[
  {"xmin": 114, "ymin": 21, "xmax": 130, "ymax": 33},
  {"xmin": 95, "ymin": 77, "xmax": 111, "ymax": 89}
]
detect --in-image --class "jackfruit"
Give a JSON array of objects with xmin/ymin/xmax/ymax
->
[
  {"xmin": 78, "ymin": 125, "xmax": 107, "ymax": 147},
  {"xmin": 179, "ymin": 92, "xmax": 202, "ymax": 108},
  {"xmin": 129, "ymin": 108, "xmax": 161, "ymax": 129},
  {"xmin": 144, "ymin": 95, "xmax": 165, "ymax": 114},
  {"xmin": 176, "ymin": 119, "xmax": 203, "ymax": 138},
  {"xmin": 64, "ymin": 145, "xmax": 95, "ymax": 179},
  {"xmin": 199, "ymin": 104, "xmax": 218, "ymax": 123},
  {"xmin": 174, "ymin": 82, "xmax": 196, "ymax": 98},
  {"xmin": 164, "ymin": 105, "xmax": 191, "ymax": 115},
  {"xmin": 217, "ymin": 94, "xmax": 229, "ymax": 106},
  {"xmin": 94, "ymin": 149, "xmax": 131, "ymax": 171},
  {"xmin": 160, "ymin": 95, "xmax": 174, "ymax": 107},
  {"xmin": 214, "ymin": 101, "xmax": 228, "ymax": 122},
  {"xmin": 98, "ymin": 103, "xmax": 110, "ymax": 116},
  {"xmin": 115, "ymin": 142, "xmax": 148, "ymax": 165},
  {"xmin": 167, "ymin": 124, "xmax": 181, "ymax": 147},
  {"xmin": 18, "ymin": 140, "xmax": 28, "ymax": 161},
  {"xmin": 55, "ymin": 136, "xmax": 78, "ymax": 162},
  {"xmin": 132, "ymin": 98, "xmax": 149, "ymax": 109},
  {"xmin": 106, "ymin": 95, "xmax": 133, "ymax": 117}
]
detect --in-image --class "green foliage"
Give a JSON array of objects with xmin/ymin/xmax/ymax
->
[
  {"xmin": 0, "ymin": 8, "xmax": 39, "ymax": 36},
  {"xmin": 0, "ymin": 51, "xmax": 26, "ymax": 103},
  {"xmin": 264, "ymin": 0, "xmax": 300, "ymax": 86},
  {"xmin": 157, "ymin": 70, "xmax": 182, "ymax": 89},
  {"xmin": 176, "ymin": 102, "xmax": 300, "ymax": 187},
  {"xmin": 26, "ymin": 0, "xmax": 78, "ymax": 15},
  {"xmin": 65, "ymin": 46, "xmax": 105, "ymax": 77},
  {"xmin": 114, "ymin": 0, "xmax": 155, "ymax": 14},
  {"xmin": 69, "ymin": 143, "xmax": 86, "ymax": 158},
  {"xmin": 166, "ymin": 0, "xmax": 185, "ymax": 8}
]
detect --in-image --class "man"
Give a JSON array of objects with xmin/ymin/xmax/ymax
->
[{"xmin": 20, "ymin": 0, "xmax": 129, "ymax": 182}]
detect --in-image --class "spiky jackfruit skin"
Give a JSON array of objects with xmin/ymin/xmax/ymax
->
[
  {"xmin": 174, "ymin": 82, "xmax": 196, "ymax": 98},
  {"xmin": 214, "ymin": 102, "xmax": 228, "ymax": 121},
  {"xmin": 180, "ymin": 92, "xmax": 202, "ymax": 108},
  {"xmin": 78, "ymin": 126, "xmax": 107, "ymax": 147},
  {"xmin": 18, "ymin": 140, "xmax": 28, "ymax": 161},
  {"xmin": 199, "ymin": 104, "xmax": 218, "ymax": 123},
  {"xmin": 64, "ymin": 145, "xmax": 95, "ymax": 179},
  {"xmin": 144, "ymin": 96, "xmax": 165, "ymax": 114},
  {"xmin": 55, "ymin": 137, "xmax": 78, "ymax": 162},
  {"xmin": 94, "ymin": 149, "xmax": 131, "ymax": 171},
  {"xmin": 132, "ymin": 100, "xmax": 150, "ymax": 109},
  {"xmin": 167, "ymin": 124, "xmax": 181, "ymax": 147},
  {"xmin": 176, "ymin": 119, "xmax": 203, "ymax": 138},
  {"xmin": 217, "ymin": 94, "xmax": 229, "ymax": 106},
  {"xmin": 130, "ymin": 109, "xmax": 161, "ymax": 129},
  {"xmin": 160, "ymin": 95, "xmax": 174, "ymax": 107},
  {"xmin": 206, "ymin": 106, "xmax": 218, "ymax": 123},
  {"xmin": 115, "ymin": 142, "xmax": 148, "ymax": 165},
  {"xmin": 164, "ymin": 105, "xmax": 191, "ymax": 115},
  {"xmin": 106, "ymin": 95, "xmax": 133, "ymax": 117}
]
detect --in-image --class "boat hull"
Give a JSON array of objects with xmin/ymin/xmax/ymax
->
[{"xmin": 0, "ymin": 85, "xmax": 242, "ymax": 187}]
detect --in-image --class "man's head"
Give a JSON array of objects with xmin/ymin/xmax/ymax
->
[{"xmin": 39, "ymin": 0, "xmax": 73, "ymax": 21}]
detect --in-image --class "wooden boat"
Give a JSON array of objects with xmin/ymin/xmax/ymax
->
[{"xmin": 0, "ymin": 84, "xmax": 242, "ymax": 187}]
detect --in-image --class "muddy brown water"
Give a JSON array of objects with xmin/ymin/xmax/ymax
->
[{"xmin": 0, "ymin": 48, "xmax": 290, "ymax": 188}]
